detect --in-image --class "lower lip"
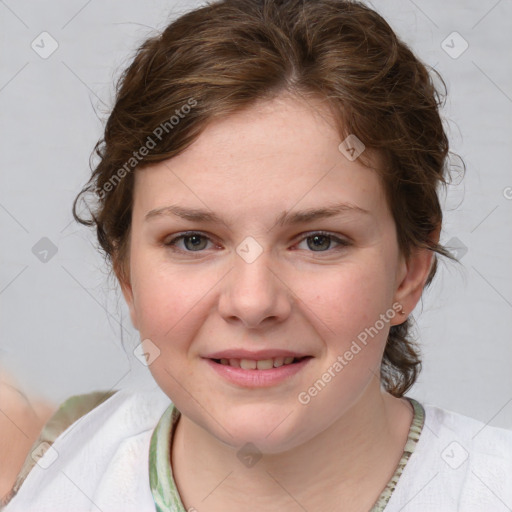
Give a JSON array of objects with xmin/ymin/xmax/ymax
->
[{"xmin": 203, "ymin": 357, "xmax": 313, "ymax": 388}]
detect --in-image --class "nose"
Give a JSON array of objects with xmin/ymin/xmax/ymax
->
[{"xmin": 217, "ymin": 247, "xmax": 292, "ymax": 329}]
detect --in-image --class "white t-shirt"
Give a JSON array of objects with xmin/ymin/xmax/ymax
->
[
  {"xmin": 386, "ymin": 400, "xmax": 512, "ymax": 510},
  {"xmin": 2, "ymin": 385, "xmax": 511, "ymax": 512}
]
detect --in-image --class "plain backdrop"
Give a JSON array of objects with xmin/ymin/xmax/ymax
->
[{"xmin": 1, "ymin": 0, "xmax": 511, "ymax": 429}]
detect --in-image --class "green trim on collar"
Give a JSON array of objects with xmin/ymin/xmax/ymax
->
[
  {"xmin": 369, "ymin": 397, "xmax": 425, "ymax": 511},
  {"xmin": 149, "ymin": 402, "xmax": 185, "ymax": 512},
  {"xmin": 149, "ymin": 396, "xmax": 425, "ymax": 512}
]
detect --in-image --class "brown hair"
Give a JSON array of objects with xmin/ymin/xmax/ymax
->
[{"xmin": 73, "ymin": 0, "xmax": 461, "ymax": 397}]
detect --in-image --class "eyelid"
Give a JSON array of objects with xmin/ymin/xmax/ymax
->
[
  {"xmin": 163, "ymin": 230, "xmax": 351, "ymax": 254},
  {"xmin": 163, "ymin": 230, "xmax": 218, "ymax": 251},
  {"xmin": 294, "ymin": 230, "xmax": 350, "ymax": 243},
  {"xmin": 293, "ymin": 230, "xmax": 351, "ymax": 250}
]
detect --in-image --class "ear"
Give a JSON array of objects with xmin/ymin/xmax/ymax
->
[
  {"xmin": 114, "ymin": 258, "xmax": 139, "ymax": 331},
  {"xmin": 391, "ymin": 226, "xmax": 440, "ymax": 325}
]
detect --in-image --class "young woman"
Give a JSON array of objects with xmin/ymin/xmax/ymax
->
[{"xmin": 2, "ymin": 0, "xmax": 511, "ymax": 511}]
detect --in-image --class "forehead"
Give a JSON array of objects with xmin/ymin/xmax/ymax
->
[{"xmin": 133, "ymin": 94, "xmax": 387, "ymax": 220}]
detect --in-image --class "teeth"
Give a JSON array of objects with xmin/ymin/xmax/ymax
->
[
  {"xmin": 240, "ymin": 359, "xmax": 257, "ymax": 370},
  {"xmin": 273, "ymin": 357, "xmax": 284, "ymax": 367},
  {"xmin": 256, "ymin": 359, "xmax": 274, "ymax": 370},
  {"xmin": 217, "ymin": 356, "xmax": 302, "ymax": 369}
]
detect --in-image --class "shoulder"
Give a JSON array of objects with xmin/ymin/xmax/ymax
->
[
  {"xmin": 0, "ymin": 377, "xmax": 56, "ymax": 504},
  {"xmin": 1, "ymin": 389, "xmax": 118, "ymax": 507},
  {"xmin": 387, "ymin": 399, "xmax": 512, "ymax": 511},
  {"xmin": 2, "ymin": 385, "xmax": 172, "ymax": 511},
  {"xmin": 423, "ymin": 402, "xmax": 512, "ymax": 460}
]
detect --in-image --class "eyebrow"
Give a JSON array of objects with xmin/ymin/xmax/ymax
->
[{"xmin": 145, "ymin": 202, "xmax": 370, "ymax": 227}]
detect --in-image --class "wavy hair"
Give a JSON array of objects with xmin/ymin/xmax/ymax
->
[{"xmin": 73, "ymin": 0, "xmax": 461, "ymax": 397}]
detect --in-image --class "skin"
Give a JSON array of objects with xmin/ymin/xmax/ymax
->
[
  {"xmin": 119, "ymin": 92, "xmax": 436, "ymax": 511},
  {"xmin": 0, "ymin": 371, "xmax": 55, "ymax": 501}
]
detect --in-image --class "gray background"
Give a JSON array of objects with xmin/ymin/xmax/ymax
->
[{"xmin": 1, "ymin": 0, "xmax": 511, "ymax": 428}]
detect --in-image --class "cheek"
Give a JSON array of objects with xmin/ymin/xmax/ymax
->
[
  {"xmin": 130, "ymin": 257, "xmax": 219, "ymax": 344},
  {"xmin": 130, "ymin": 263, "xmax": 215, "ymax": 395},
  {"xmin": 129, "ymin": 239, "xmax": 397, "ymax": 352},
  {"xmin": 295, "ymin": 258, "xmax": 396, "ymax": 333}
]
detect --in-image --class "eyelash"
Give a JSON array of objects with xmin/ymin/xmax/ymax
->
[{"xmin": 163, "ymin": 230, "xmax": 351, "ymax": 256}]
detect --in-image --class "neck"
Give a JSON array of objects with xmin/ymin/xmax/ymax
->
[{"xmin": 171, "ymin": 382, "xmax": 413, "ymax": 512}]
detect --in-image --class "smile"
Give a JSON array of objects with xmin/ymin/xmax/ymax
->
[
  {"xmin": 211, "ymin": 356, "xmax": 309, "ymax": 370},
  {"xmin": 205, "ymin": 356, "xmax": 313, "ymax": 388}
]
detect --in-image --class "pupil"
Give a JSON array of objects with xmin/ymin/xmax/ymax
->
[
  {"xmin": 308, "ymin": 235, "xmax": 330, "ymax": 251},
  {"xmin": 185, "ymin": 235, "xmax": 206, "ymax": 251}
]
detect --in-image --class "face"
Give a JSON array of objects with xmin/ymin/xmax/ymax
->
[{"xmin": 120, "ymin": 93, "xmax": 431, "ymax": 453}]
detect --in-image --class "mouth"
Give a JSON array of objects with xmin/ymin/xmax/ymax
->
[{"xmin": 209, "ymin": 355, "xmax": 312, "ymax": 370}]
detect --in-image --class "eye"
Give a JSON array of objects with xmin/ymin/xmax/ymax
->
[
  {"xmin": 163, "ymin": 232, "xmax": 215, "ymax": 253},
  {"xmin": 163, "ymin": 230, "xmax": 351, "ymax": 255},
  {"xmin": 295, "ymin": 231, "xmax": 351, "ymax": 253}
]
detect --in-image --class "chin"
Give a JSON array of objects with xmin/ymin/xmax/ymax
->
[{"xmin": 210, "ymin": 409, "xmax": 307, "ymax": 454}]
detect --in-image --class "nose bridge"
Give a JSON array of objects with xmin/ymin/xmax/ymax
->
[
  {"xmin": 218, "ymin": 237, "xmax": 290, "ymax": 327},
  {"xmin": 234, "ymin": 245, "xmax": 273, "ymax": 293}
]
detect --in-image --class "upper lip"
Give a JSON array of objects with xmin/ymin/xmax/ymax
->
[{"xmin": 203, "ymin": 349, "xmax": 312, "ymax": 360}]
